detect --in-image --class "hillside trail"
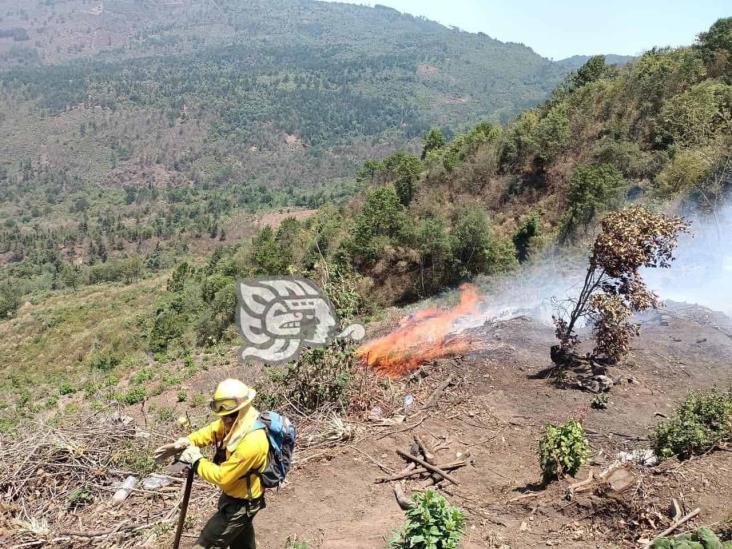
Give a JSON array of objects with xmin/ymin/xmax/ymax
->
[{"xmin": 177, "ymin": 303, "xmax": 732, "ymax": 549}]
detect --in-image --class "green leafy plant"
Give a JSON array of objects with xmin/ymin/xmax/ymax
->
[
  {"xmin": 263, "ymin": 340, "xmax": 357, "ymax": 414},
  {"xmin": 538, "ymin": 419, "xmax": 590, "ymax": 482},
  {"xmin": 68, "ymin": 487, "xmax": 94, "ymax": 510},
  {"xmin": 653, "ymin": 389, "xmax": 732, "ymax": 460},
  {"xmin": 651, "ymin": 527, "xmax": 732, "ymax": 548},
  {"xmin": 87, "ymin": 349, "xmax": 122, "ymax": 372},
  {"xmin": 285, "ymin": 537, "xmax": 310, "ymax": 549},
  {"xmin": 389, "ymin": 490, "xmax": 465, "ymax": 549},
  {"xmin": 591, "ymin": 394, "xmax": 609, "ymax": 409},
  {"xmin": 58, "ymin": 382, "xmax": 75, "ymax": 395},
  {"xmin": 120, "ymin": 386, "xmax": 146, "ymax": 406}
]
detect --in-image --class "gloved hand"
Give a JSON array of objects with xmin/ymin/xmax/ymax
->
[
  {"xmin": 179, "ymin": 445, "xmax": 203, "ymax": 467},
  {"xmin": 153, "ymin": 437, "xmax": 191, "ymax": 463}
]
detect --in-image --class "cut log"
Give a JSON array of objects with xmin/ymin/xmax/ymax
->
[{"xmin": 396, "ymin": 449, "xmax": 460, "ymax": 485}]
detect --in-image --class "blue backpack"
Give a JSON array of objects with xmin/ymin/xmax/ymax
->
[{"xmin": 254, "ymin": 411, "xmax": 296, "ymax": 489}]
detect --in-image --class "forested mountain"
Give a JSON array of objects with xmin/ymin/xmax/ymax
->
[
  {"xmin": 0, "ymin": 0, "xmax": 593, "ymax": 312},
  {"xmin": 0, "ymin": 0, "xmax": 575, "ymax": 182}
]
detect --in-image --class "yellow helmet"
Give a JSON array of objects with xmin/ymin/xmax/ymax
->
[{"xmin": 209, "ymin": 378, "xmax": 256, "ymax": 416}]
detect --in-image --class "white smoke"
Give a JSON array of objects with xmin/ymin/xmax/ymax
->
[
  {"xmin": 643, "ymin": 202, "xmax": 732, "ymax": 316},
  {"xmin": 442, "ymin": 201, "xmax": 732, "ymax": 331}
]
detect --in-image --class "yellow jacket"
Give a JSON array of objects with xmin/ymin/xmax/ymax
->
[{"xmin": 188, "ymin": 419, "xmax": 269, "ymax": 500}]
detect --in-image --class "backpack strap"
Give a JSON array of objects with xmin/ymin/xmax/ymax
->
[{"xmin": 238, "ymin": 425, "xmax": 269, "ymax": 498}]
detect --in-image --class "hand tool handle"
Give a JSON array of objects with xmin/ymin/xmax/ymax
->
[{"xmin": 173, "ymin": 466, "xmax": 195, "ymax": 549}]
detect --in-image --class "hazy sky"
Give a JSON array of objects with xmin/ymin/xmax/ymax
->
[{"xmin": 324, "ymin": 0, "xmax": 730, "ymax": 59}]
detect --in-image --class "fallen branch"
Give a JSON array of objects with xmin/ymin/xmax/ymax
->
[
  {"xmin": 566, "ymin": 471, "xmax": 595, "ymax": 495},
  {"xmin": 646, "ymin": 508, "xmax": 701, "ymax": 547},
  {"xmin": 422, "ymin": 374, "xmax": 456, "ymax": 410},
  {"xmin": 507, "ymin": 491, "xmax": 543, "ymax": 503},
  {"xmin": 351, "ymin": 446, "xmax": 395, "ymax": 475},
  {"xmin": 376, "ymin": 460, "xmax": 466, "ymax": 482},
  {"xmin": 396, "ymin": 449, "xmax": 460, "ymax": 485},
  {"xmin": 375, "ymin": 416, "xmax": 426, "ymax": 441}
]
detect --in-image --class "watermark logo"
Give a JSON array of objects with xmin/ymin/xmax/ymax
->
[{"xmin": 236, "ymin": 277, "xmax": 365, "ymax": 364}]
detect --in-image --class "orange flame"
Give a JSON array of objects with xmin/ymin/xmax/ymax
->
[{"xmin": 356, "ymin": 284, "xmax": 484, "ymax": 377}]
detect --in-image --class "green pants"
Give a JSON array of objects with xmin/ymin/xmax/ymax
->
[{"xmin": 194, "ymin": 493, "xmax": 264, "ymax": 549}]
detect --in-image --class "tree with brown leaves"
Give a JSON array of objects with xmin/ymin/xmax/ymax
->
[{"xmin": 553, "ymin": 206, "xmax": 690, "ymax": 365}]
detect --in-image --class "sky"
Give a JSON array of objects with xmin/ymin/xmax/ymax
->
[{"xmin": 323, "ymin": 0, "xmax": 730, "ymax": 60}]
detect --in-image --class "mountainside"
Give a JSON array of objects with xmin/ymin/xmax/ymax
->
[
  {"xmin": 1, "ymin": 12, "xmax": 732, "ymax": 549},
  {"xmin": 0, "ymin": 0, "xmax": 572, "ymax": 185}
]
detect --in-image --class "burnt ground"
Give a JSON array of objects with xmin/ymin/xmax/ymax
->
[{"xmin": 172, "ymin": 302, "xmax": 732, "ymax": 549}]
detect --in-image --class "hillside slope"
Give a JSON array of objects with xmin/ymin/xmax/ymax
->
[{"xmin": 0, "ymin": 0, "xmax": 574, "ymax": 184}]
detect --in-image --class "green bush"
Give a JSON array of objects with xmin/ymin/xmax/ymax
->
[
  {"xmin": 560, "ymin": 163, "xmax": 627, "ymax": 240},
  {"xmin": 263, "ymin": 340, "xmax": 357, "ymax": 414},
  {"xmin": 389, "ymin": 490, "xmax": 465, "ymax": 549},
  {"xmin": 421, "ymin": 128, "xmax": 446, "ymax": 160},
  {"xmin": 447, "ymin": 205, "xmax": 518, "ymax": 281},
  {"xmin": 535, "ymin": 103, "xmax": 570, "ymax": 165},
  {"xmin": 653, "ymin": 389, "xmax": 732, "ymax": 460},
  {"xmin": 58, "ymin": 382, "xmax": 75, "ymax": 395},
  {"xmin": 148, "ymin": 295, "xmax": 188, "ymax": 353},
  {"xmin": 658, "ymin": 80, "xmax": 732, "ymax": 147},
  {"xmin": 130, "ymin": 368, "xmax": 154, "ymax": 385},
  {"xmin": 87, "ymin": 349, "xmax": 122, "ymax": 372},
  {"xmin": 591, "ymin": 139, "xmax": 667, "ymax": 179},
  {"xmin": 345, "ymin": 186, "xmax": 408, "ymax": 265},
  {"xmin": 120, "ymin": 386, "xmax": 146, "ymax": 406},
  {"xmin": 68, "ymin": 487, "xmax": 94, "ymax": 510},
  {"xmin": 651, "ymin": 527, "xmax": 732, "ymax": 548},
  {"xmin": 512, "ymin": 214, "xmax": 540, "ymax": 263},
  {"xmin": 655, "ymin": 148, "xmax": 713, "ymax": 196},
  {"xmin": 538, "ymin": 419, "xmax": 590, "ymax": 482}
]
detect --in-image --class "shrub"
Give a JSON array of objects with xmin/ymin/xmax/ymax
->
[
  {"xmin": 655, "ymin": 148, "xmax": 713, "ymax": 196},
  {"xmin": 67, "ymin": 487, "xmax": 94, "ymax": 510},
  {"xmin": 266, "ymin": 340, "xmax": 357, "ymax": 414},
  {"xmin": 538, "ymin": 419, "xmax": 590, "ymax": 482},
  {"xmin": 389, "ymin": 490, "xmax": 465, "ymax": 549},
  {"xmin": 87, "ymin": 349, "xmax": 122, "ymax": 372},
  {"xmin": 157, "ymin": 406, "xmax": 175, "ymax": 422},
  {"xmin": 421, "ymin": 128, "xmax": 446, "ymax": 160},
  {"xmin": 58, "ymin": 382, "xmax": 75, "ymax": 396},
  {"xmin": 650, "ymin": 527, "xmax": 732, "ymax": 548},
  {"xmin": 0, "ymin": 282, "xmax": 20, "ymax": 318},
  {"xmin": 553, "ymin": 207, "xmax": 689, "ymax": 363},
  {"xmin": 112, "ymin": 444, "xmax": 156, "ymax": 475},
  {"xmin": 559, "ymin": 163, "xmax": 627, "ymax": 240},
  {"xmin": 500, "ymin": 110, "xmax": 540, "ymax": 171},
  {"xmin": 130, "ymin": 368, "xmax": 154, "ymax": 385},
  {"xmin": 653, "ymin": 389, "xmax": 732, "ymax": 460},
  {"xmin": 345, "ymin": 186, "xmax": 408, "ymax": 266},
  {"xmin": 535, "ymin": 103, "xmax": 570, "ymax": 165},
  {"xmin": 591, "ymin": 394, "xmax": 609, "ymax": 410},
  {"xmin": 658, "ymin": 80, "xmax": 732, "ymax": 147},
  {"xmin": 591, "ymin": 139, "xmax": 667, "ymax": 179},
  {"xmin": 148, "ymin": 295, "xmax": 187, "ymax": 353},
  {"xmin": 120, "ymin": 386, "xmax": 146, "ymax": 406},
  {"xmin": 513, "ymin": 214, "xmax": 540, "ymax": 263}
]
